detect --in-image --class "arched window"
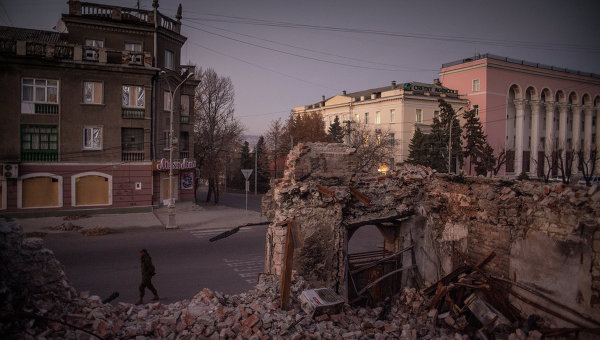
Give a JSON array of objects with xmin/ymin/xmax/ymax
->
[
  {"xmin": 18, "ymin": 173, "xmax": 62, "ymax": 208},
  {"xmin": 72, "ymin": 172, "xmax": 112, "ymax": 206}
]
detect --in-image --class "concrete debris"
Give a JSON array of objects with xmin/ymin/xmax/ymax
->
[
  {"xmin": 80, "ymin": 226, "xmax": 114, "ymax": 236},
  {"xmin": 45, "ymin": 221, "xmax": 82, "ymax": 231},
  {"xmin": 299, "ymin": 288, "xmax": 345, "ymax": 317}
]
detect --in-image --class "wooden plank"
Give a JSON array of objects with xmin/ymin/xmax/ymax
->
[
  {"xmin": 350, "ymin": 245, "xmax": 413, "ymax": 275},
  {"xmin": 349, "ymin": 187, "xmax": 371, "ymax": 206},
  {"xmin": 357, "ymin": 265, "xmax": 416, "ymax": 296},
  {"xmin": 317, "ymin": 185, "xmax": 336, "ymax": 201},
  {"xmin": 280, "ymin": 221, "xmax": 295, "ymax": 310}
]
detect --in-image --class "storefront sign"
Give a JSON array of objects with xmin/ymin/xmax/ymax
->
[
  {"xmin": 153, "ymin": 158, "xmax": 197, "ymax": 171},
  {"xmin": 402, "ymin": 83, "xmax": 458, "ymax": 95}
]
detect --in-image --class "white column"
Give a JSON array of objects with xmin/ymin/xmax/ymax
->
[
  {"xmin": 596, "ymin": 107, "xmax": 600, "ymax": 174},
  {"xmin": 571, "ymin": 105, "xmax": 582, "ymax": 175},
  {"xmin": 544, "ymin": 102, "xmax": 556, "ymax": 175},
  {"xmin": 583, "ymin": 106, "xmax": 593, "ymax": 169},
  {"xmin": 558, "ymin": 103, "xmax": 569, "ymax": 166},
  {"xmin": 529, "ymin": 100, "xmax": 542, "ymax": 177},
  {"xmin": 514, "ymin": 99, "xmax": 526, "ymax": 174}
]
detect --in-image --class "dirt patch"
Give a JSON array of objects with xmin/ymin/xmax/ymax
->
[
  {"xmin": 80, "ymin": 226, "xmax": 114, "ymax": 236},
  {"xmin": 24, "ymin": 231, "xmax": 47, "ymax": 238}
]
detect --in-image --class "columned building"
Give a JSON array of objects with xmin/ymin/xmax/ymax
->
[
  {"xmin": 439, "ymin": 54, "xmax": 600, "ymax": 177},
  {"xmin": 292, "ymin": 81, "xmax": 467, "ymax": 168},
  {"xmin": 0, "ymin": 1, "xmax": 198, "ymax": 214}
]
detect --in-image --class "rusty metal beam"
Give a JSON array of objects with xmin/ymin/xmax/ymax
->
[
  {"xmin": 317, "ymin": 185, "xmax": 336, "ymax": 201},
  {"xmin": 350, "ymin": 245, "xmax": 414, "ymax": 275},
  {"xmin": 349, "ymin": 187, "xmax": 371, "ymax": 206},
  {"xmin": 346, "ymin": 214, "xmax": 409, "ymax": 229},
  {"xmin": 356, "ymin": 265, "xmax": 416, "ymax": 296}
]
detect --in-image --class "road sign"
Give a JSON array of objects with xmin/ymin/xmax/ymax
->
[{"xmin": 241, "ymin": 169, "xmax": 253, "ymax": 180}]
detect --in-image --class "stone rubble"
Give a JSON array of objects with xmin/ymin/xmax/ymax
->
[{"xmin": 1, "ymin": 219, "xmax": 559, "ymax": 339}]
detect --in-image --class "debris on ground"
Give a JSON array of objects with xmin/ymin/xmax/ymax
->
[
  {"xmin": 44, "ymin": 221, "xmax": 82, "ymax": 231},
  {"xmin": 80, "ymin": 226, "xmax": 114, "ymax": 236},
  {"xmin": 24, "ymin": 231, "xmax": 47, "ymax": 238}
]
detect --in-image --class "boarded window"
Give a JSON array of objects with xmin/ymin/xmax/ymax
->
[
  {"xmin": 22, "ymin": 177, "xmax": 59, "ymax": 207},
  {"xmin": 75, "ymin": 175, "xmax": 109, "ymax": 206}
]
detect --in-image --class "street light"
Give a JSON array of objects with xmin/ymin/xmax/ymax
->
[
  {"xmin": 160, "ymin": 70, "xmax": 193, "ymax": 229},
  {"xmin": 449, "ymin": 107, "xmax": 464, "ymax": 174}
]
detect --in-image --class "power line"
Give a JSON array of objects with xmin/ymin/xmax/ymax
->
[{"xmin": 184, "ymin": 13, "xmax": 600, "ymax": 54}]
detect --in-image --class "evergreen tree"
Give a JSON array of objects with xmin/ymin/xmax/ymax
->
[
  {"xmin": 428, "ymin": 99, "xmax": 463, "ymax": 173},
  {"xmin": 462, "ymin": 108, "xmax": 487, "ymax": 175},
  {"xmin": 477, "ymin": 143, "xmax": 496, "ymax": 176},
  {"xmin": 240, "ymin": 141, "xmax": 252, "ymax": 169},
  {"xmin": 407, "ymin": 127, "xmax": 429, "ymax": 166},
  {"xmin": 255, "ymin": 136, "xmax": 270, "ymax": 191},
  {"xmin": 327, "ymin": 116, "xmax": 345, "ymax": 143}
]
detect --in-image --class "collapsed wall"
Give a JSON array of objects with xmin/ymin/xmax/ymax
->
[{"xmin": 262, "ymin": 142, "xmax": 600, "ymax": 326}]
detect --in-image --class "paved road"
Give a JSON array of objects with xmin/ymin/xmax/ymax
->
[
  {"xmin": 44, "ymin": 222, "xmax": 268, "ymax": 305},
  {"xmin": 197, "ymin": 188, "xmax": 263, "ymax": 213}
]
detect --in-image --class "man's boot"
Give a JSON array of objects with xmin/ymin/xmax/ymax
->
[
  {"xmin": 136, "ymin": 297, "xmax": 143, "ymax": 305},
  {"xmin": 152, "ymin": 294, "xmax": 159, "ymax": 301}
]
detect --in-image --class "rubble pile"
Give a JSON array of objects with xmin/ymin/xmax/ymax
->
[{"xmin": 45, "ymin": 221, "xmax": 82, "ymax": 231}]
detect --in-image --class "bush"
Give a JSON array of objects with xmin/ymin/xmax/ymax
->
[{"xmin": 517, "ymin": 172, "xmax": 530, "ymax": 181}]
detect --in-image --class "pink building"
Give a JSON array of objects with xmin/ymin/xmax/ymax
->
[{"xmin": 439, "ymin": 54, "xmax": 600, "ymax": 177}]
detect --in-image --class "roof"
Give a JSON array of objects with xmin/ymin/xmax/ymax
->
[
  {"xmin": 0, "ymin": 26, "xmax": 66, "ymax": 44},
  {"xmin": 441, "ymin": 53, "xmax": 600, "ymax": 79}
]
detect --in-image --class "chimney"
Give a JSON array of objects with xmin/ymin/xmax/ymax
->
[
  {"xmin": 391, "ymin": 80, "xmax": 396, "ymax": 89},
  {"xmin": 322, "ymin": 95, "xmax": 325, "ymax": 101},
  {"xmin": 342, "ymin": 90, "xmax": 347, "ymax": 95},
  {"xmin": 434, "ymin": 78, "xmax": 441, "ymax": 85}
]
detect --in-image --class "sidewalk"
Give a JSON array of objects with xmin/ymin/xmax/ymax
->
[{"xmin": 17, "ymin": 201, "xmax": 268, "ymax": 233}]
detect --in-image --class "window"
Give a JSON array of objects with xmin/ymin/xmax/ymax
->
[
  {"xmin": 85, "ymin": 39, "xmax": 103, "ymax": 47},
  {"xmin": 124, "ymin": 42, "xmax": 142, "ymax": 52},
  {"xmin": 83, "ymin": 126, "xmax": 102, "ymax": 150},
  {"xmin": 122, "ymin": 85, "xmax": 145, "ymax": 108},
  {"xmin": 181, "ymin": 95, "xmax": 190, "ymax": 115},
  {"xmin": 180, "ymin": 131, "xmax": 189, "ymax": 151},
  {"xmin": 364, "ymin": 112, "xmax": 369, "ymax": 124},
  {"xmin": 83, "ymin": 81, "xmax": 103, "ymax": 104},
  {"xmin": 389, "ymin": 133, "xmax": 395, "ymax": 147},
  {"xmin": 472, "ymin": 79, "xmax": 480, "ymax": 92},
  {"xmin": 165, "ymin": 50, "xmax": 174, "ymax": 70},
  {"xmin": 390, "ymin": 109, "xmax": 395, "ymax": 123},
  {"xmin": 375, "ymin": 111, "xmax": 381, "ymax": 124},
  {"xmin": 163, "ymin": 131, "xmax": 171, "ymax": 150},
  {"xmin": 473, "ymin": 105, "xmax": 479, "ymax": 116},
  {"xmin": 21, "ymin": 125, "xmax": 58, "ymax": 161},
  {"xmin": 376, "ymin": 133, "xmax": 382, "ymax": 145},
  {"xmin": 354, "ymin": 113, "xmax": 359, "ymax": 122},
  {"xmin": 163, "ymin": 91, "xmax": 172, "ymax": 110},
  {"xmin": 416, "ymin": 109, "xmax": 422, "ymax": 123},
  {"xmin": 122, "ymin": 128, "xmax": 144, "ymax": 151},
  {"xmin": 434, "ymin": 110, "xmax": 440, "ymax": 120},
  {"xmin": 22, "ymin": 78, "xmax": 58, "ymax": 104}
]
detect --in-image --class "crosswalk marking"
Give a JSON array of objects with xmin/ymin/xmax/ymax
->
[{"xmin": 223, "ymin": 255, "xmax": 264, "ymax": 284}]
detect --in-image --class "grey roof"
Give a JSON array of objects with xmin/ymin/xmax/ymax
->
[{"xmin": 0, "ymin": 26, "xmax": 66, "ymax": 44}]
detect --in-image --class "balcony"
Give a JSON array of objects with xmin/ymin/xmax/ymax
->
[
  {"xmin": 35, "ymin": 103, "xmax": 59, "ymax": 114},
  {"xmin": 180, "ymin": 151, "xmax": 190, "ymax": 159},
  {"xmin": 122, "ymin": 151, "xmax": 144, "ymax": 161},
  {"xmin": 22, "ymin": 150, "xmax": 58, "ymax": 162},
  {"xmin": 122, "ymin": 108, "xmax": 145, "ymax": 119},
  {"xmin": 180, "ymin": 115, "xmax": 189, "ymax": 124}
]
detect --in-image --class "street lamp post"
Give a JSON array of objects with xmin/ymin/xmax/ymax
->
[{"xmin": 161, "ymin": 70, "xmax": 193, "ymax": 229}]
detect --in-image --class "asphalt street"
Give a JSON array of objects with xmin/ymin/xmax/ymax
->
[{"xmin": 44, "ymin": 222, "xmax": 268, "ymax": 305}]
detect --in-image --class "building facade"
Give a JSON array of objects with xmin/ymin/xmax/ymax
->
[
  {"xmin": 439, "ymin": 54, "xmax": 600, "ymax": 177},
  {"xmin": 0, "ymin": 0, "xmax": 198, "ymax": 214},
  {"xmin": 292, "ymin": 81, "xmax": 467, "ymax": 167}
]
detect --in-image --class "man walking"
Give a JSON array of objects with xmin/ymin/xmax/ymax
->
[{"xmin": 136, "ymin": 249, "xmax": 159, "ymax": 304}]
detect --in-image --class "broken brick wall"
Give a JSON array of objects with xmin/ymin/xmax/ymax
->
[{"xmin": 263, "ymin": 142, "xmax": 600, "ymax": 327}]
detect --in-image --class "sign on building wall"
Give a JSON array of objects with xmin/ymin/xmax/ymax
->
[
  {"xmin": 153, "ymin": 158, "xmax": 197, "ymax": 172},
  {"xmin": 180, "ymin": 171, "xmax": 194, "ymax": 190}
]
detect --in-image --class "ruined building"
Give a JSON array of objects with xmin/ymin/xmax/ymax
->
[{"xmin": 263, "ymin": 143, "xmax": 600, "ymax": 327}]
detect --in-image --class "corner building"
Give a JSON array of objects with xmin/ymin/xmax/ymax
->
[
  {"xmin": 0, "ymin": 1, "xmax": 198, "ymax": 214},
  {"xmin": 292, "ymin": 81, "xmax": 467, "ymax": 168},
  {"xmin": 439, "ymin": 54, "xmax": 600, "ymax": 177}
]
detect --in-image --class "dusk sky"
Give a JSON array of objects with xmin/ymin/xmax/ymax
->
[{"xmin": 2, "ymin": 0, "xmax": 599, "ymax": 138}]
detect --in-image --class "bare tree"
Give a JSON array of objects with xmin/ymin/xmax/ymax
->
[
  {"xmin": 265, "ymin": 117, "xmax": 290, "ymax": 179},
  {"xmin": 557, "ymin": 143, "xmax": 575, "ymax": 185},
  {"xmin": 531, "ymin": 139, "xmax": 559, "ymax": 183},
  {"xmin": 579, "ymin": 145, "xmax": 598, "ymax": 186},
  {"xmin": 488, "ymin": 145, "xmax": 508, "ymax": 177},
  {"xmin": 347, "ymin": 122, "xmax": 394, "ymax": 172},
  {"xmin": 193, "ymin": 68, "xmax": 244, "ymax": 203}
]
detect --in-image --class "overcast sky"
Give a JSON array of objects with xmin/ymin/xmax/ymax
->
[{"xmin": 2, "ymin": 0, "xmax": 599, "ymax": 137}]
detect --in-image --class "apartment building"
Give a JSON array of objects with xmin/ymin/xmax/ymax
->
[{"xmin": 0, "ymin": 0, "xmax": 198, "ymax": 214}]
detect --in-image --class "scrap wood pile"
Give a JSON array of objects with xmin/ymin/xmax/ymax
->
[{"xmin": 424, "ymin": 251, "xmax": 600, "ymax": 339}]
